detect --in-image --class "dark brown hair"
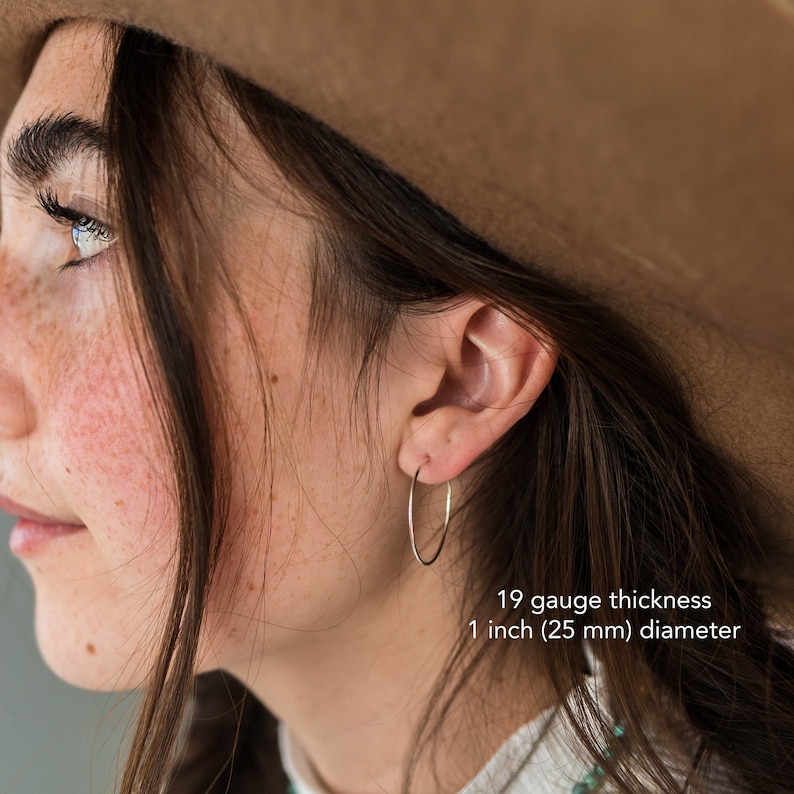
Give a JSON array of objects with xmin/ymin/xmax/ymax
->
[{"xmin": 97, "ymin": 23, "xmax": 794, "ymax": 794}]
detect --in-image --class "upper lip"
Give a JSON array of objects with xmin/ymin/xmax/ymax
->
[{"xmin": 0, "ymin": 492, "xmax": 82, "ymax": 525}]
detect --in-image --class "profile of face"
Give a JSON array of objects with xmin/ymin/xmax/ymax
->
[
  {"xmin": 0, "ymin": 21, "xmax": 399, "ymax": 689},
  {"xmin": 1, "ymin": 21, "xmax": 554, "ymax": 697}
]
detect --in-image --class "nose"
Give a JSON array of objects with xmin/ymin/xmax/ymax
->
[{"xmin": 0, "ymin": 253, "xmax": 37, "ymax": 440}]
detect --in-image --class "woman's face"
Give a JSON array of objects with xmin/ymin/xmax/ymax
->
[{"xmin": 0, "ymin": 22, "xmax": 410, "ymax": 688}]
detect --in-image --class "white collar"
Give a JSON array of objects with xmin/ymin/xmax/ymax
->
[{"xmin": 278, "ymin": 690, "xmax": 608, "ymax": 794}]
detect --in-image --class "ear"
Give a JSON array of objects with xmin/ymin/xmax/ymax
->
[{"xmin": 395, "ymin": 301, "xmax": 557, "ymax": 484}]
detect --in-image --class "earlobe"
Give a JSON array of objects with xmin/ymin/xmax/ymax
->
[{"xmin": 396, "ymin": 302, "xmax": 557, "ymax": 484}]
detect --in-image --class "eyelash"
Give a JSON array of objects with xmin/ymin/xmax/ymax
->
[{"xmin": 36, "ymin": 187, "xmax": 116, "ymax": 270}]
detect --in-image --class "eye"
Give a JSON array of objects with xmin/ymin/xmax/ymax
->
[
  {"xmin": 71, "ymin": 216, "xmax": 115, "ymax": 259},
  {"xmin": 36, "ymin": 187, "xmax": 117, "ymax": 267}
]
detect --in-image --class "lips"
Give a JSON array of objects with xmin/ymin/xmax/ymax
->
[{"xmin": 0, "ymin": 493, "xmax": 86, "ymax": 556}]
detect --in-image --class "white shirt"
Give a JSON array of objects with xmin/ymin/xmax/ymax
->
[{"xmin": 279, "ymin": 701, "xmax": 612, "ymax": 794}]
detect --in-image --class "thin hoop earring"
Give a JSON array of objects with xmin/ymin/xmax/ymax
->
[{"xmin": 408, "ymin": 463, "xmax": 452, "ymax": 566}]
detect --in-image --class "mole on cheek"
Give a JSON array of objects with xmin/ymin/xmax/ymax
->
[{"xmin": 85, "ymin": 642, "xmax": 96, "ymax": 655}]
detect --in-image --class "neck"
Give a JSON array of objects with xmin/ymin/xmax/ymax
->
[{"xmin": 230, "ymin": 558, "xmax": 555, "ymax": 794}]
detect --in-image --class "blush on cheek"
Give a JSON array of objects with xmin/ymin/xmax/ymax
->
[
  {"xmin": 30, "ymin": 322, "xmax": 182, "ymax": 689},
  {"xmin": 51, "ymin": 324, "xmax": 174, "ymax": 556}
]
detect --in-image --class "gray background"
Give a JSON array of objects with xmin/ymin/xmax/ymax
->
[{"xmin": 0, "ymin": 510, "xmax": 126, "ymax": 794}]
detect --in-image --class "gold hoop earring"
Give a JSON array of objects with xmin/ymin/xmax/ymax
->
[{"xmin": 408, "ymin": 463, "xmax": 452, "ymax": 566}]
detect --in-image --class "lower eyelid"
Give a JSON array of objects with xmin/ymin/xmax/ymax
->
[{"xmin": 56, "ymin": 247, "xmax": 113, "ymax": 274}]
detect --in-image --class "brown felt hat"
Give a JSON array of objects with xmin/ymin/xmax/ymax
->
[{"xmin": 0, "ymin": 2, "xmax": 792, "ymax": 527}]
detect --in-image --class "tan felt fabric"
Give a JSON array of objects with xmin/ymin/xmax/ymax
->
[{"xmin": 0, "ymin": 1, "xmax": 791, "ymax": 528}]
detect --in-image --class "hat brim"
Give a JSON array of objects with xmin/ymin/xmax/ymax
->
[{"xmin": 0, "ymin": 0, "xmax": 792, "ymax": 523}]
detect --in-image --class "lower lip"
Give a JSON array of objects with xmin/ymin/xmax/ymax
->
[{"xmin": 9, "ymin": 518, "xmax": 87, "ymax": 556}]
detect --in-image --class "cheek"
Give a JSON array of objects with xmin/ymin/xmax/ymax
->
[
  {"xmin": 50, "ymin": 327, "xmax": 174, "ymax": 561},
  {"xmin": 31, "ymin": 318, "xmax": 180, "ymax": 687}
]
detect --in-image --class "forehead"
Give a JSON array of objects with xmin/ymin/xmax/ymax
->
[{"xmin": 4, "ymin": 22, "xmax": 109, "ymax": 143}]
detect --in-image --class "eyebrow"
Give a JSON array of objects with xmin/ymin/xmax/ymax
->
[{"xmin": 5, "ymin": 111, "xmax": 107, "ymax": 186}]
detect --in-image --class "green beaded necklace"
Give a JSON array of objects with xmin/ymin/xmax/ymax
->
[{"xmin": 571, "ymin": 723, "xmax": 625, "ymax": 793}]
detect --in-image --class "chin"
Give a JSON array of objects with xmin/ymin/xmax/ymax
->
[{"xmin": 32, "ymin": 591, "xmax": 157, "ymax": 692}]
